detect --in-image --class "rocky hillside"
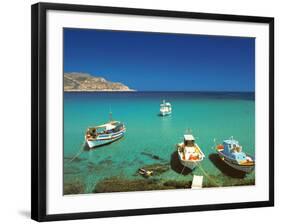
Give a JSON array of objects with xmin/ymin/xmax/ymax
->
[{"xmin": 64, "ymin": 72, "xmax": 134, "ymax": 92}]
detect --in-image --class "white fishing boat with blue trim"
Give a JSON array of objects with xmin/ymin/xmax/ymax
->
[
  {"xmin": 159, "ymin": 100, "xmax": 172, "ymax": 116},
  {"xmin": 216, "ymin": 137, "xmax": 254, "ymax": 173},
  {"xmin": 176, "ymin": 133, "xmax": 205, "ymax": 170},
  {"xmin": 85, "ymin": 116, "xmax": 126, "ymax": 149}
]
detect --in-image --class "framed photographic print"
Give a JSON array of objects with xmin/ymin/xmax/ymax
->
[{"xmin": 31, "ymin": 2, "xmax": 274, "ymax": 222}]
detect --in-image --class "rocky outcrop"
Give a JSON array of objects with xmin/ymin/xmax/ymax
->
[{"xmin": 64, "ymin": 72, "xmax": 135, "ymax": 92}]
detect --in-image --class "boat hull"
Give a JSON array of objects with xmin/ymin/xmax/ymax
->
[
  {"xmin": 178, "ymin": 156, "xmax": 199, "ymax": 170},
  {"xmin": 217, "ymin": 151, "xmax": 254, "ymax": 173},
  {"xmin": 86, "ymin": 130, "xmax": 125, "ymax": 149},
  {"xmin": 177, "ymin": 143, "xmax": 204, "ymax": 170},
  {"xmin": 159, "ymin": 111, "xmax": 171, "ymax": 116}
]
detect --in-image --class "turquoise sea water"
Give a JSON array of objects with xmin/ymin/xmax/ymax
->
[{"xmin": 63, "ymin": 92, "xmax": 255, "ymax": 194}]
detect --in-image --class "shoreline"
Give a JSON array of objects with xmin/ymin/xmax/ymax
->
[{"xmin": 64, "ymin": 89, "xmax": 136, "ymax": 92}]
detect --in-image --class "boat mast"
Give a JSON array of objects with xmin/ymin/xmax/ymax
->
[{"xmin": 109, "ymin": 105, "xmax": 113, "ymax": 121}]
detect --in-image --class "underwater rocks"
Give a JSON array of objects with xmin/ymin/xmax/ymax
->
[
  {"xmin": 99, "ymin": 159, "xmax": 113, "ymax": 166},
  {"xmin": 87, "ymin": 158, "xmax": 114, "ymax": 173},
  {"xmin": 64, "ymin": 166, "xmax": 81, "ymax": 175},
  {"xmin": 93, "ymin": 177, "xmax": 170, "ymax": 193},
  {"xmin": 202, "ymin": 173, "xmax": 255, "ymax": 188},
  {"xmin": 92, "ymin": 177, "xmax": 195, "ymax": 193},
  {"xmin": 64, "ymin": 179, "xmax": 85, "ymax": 195},
  {"xmin": 141, "ymin": 152, "xmax": 167, "ymax": 162},
  {"xmin": 163, "ymin": 180, "xmax": 192, "ymax": 188},
  {"xmin": 93, "ymin": 176, "xmax": 194, "ymax": 193}
]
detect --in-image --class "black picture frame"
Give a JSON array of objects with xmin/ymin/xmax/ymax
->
[{"xmin": 31, "ymin": 2, "xmax": 274, "ymax": 222}]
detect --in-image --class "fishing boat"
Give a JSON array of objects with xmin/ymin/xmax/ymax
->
[
  {"xmin": 85, "ymin": 115, "xmax": 126, "ymax": 149},
  {"xmin": 159, "ymin": 100, "xmax": 172, "ymax": 116},
  {"xmin": 215, "ymin": 137, "xmax": 255, "ymax": 173},
  {"xmin": 176, "ymin": 133, "xmax": 205, "ymax": 170}
]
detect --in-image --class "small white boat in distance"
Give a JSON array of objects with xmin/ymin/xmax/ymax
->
[
  {"xmin": 177, "ymin": 133, "xmax": 205, "ymax": 170},
  {"xmin": 160, "ymin": 100, "xmax": 172, "ymax": 116},
  {"xmin": 85, "ymin": 119, "xmax": 126, "ymax": 149}
]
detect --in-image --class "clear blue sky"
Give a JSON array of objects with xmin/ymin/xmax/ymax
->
[{"xmin": 64, "ymin": 28, "xmax": 255, "ymax": 92}]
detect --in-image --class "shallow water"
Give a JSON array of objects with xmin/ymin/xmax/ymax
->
[{"xmin": 63, "ymin": 92, "xmax": 255, "ymax": 194}]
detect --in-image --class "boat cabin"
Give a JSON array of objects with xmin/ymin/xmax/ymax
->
[
  {"xmin": 160, "ymin": 100, "xmax": 171, "ymax": 109},
  {"xmin": 223, "ymin": 139, "xmax": 247, "ymax": 161},
  {"xmin": 110, "ymin": 122, "xmax": 124, "ymax": 132},
  {"xmin": 184, "ymin": 134, "xmax": 195, "ymax": 147}
]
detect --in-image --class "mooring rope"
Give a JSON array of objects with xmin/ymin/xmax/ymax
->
[
  {"xmin": 66, "ymin": 141, "xmax": 85, "ymax": 164},
  {"xmin": 195, "ymin": 161, "xmax": 220, "ymax": 187},
  {"xmin": 180, "ymin": 166, "xmax": 186, "ymax": 175}
]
